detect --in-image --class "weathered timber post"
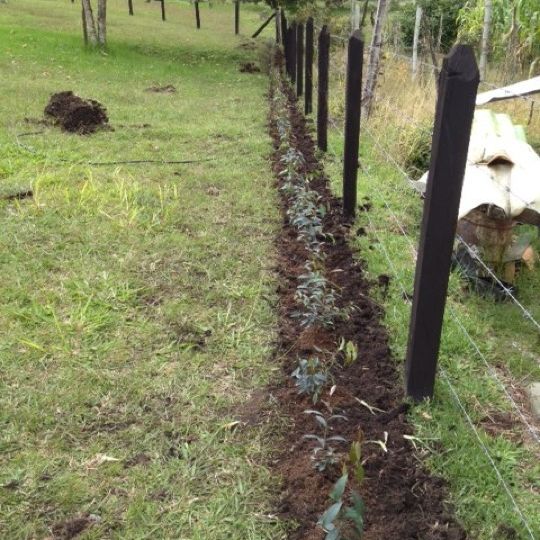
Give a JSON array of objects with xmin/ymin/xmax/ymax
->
[
  {"xmin": 289, "ymin": 22, "xmax": 297, "ymax": 85},
  {"xmin": 280, "ymin": 10, "xmax": 287, "ymax": 48},
  {"xmin": 342, "ymin": 30, "xmax": 364, "ymax": 218},
  {"xmin": 317, "ymin": 25, "xmax": 330, "ymax": 151},
  {"xmin": 195, "ymin": 1, "xmax": 201, "ymax": 29},
  {"xmin": 235, "ymin": 1, "xmax": 240, "ymax": 35},
  {"xmin": 161, "ymin": 0, "xmax": 166, "ymax": 21},
  {"xmin": 405, "ymin": 46, "xmax": 479, "ymax": 401},
  {"xmin": 305, "ymin": 17, "xmax": 314, "ymax": 115},
  {"xmin": 275, "ymin": 8, "xmax": 281, "ymax": 43},
  {"xmin": 296, "ymin": 23, "xmax": 304, "ymax": 97},
  {"xmin": 128, "ymin": 0, "xmax": 134, "ymax": 16}
]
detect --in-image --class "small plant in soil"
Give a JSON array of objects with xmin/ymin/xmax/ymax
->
[
  {"xmin": 303, "ymin": 409, "xmax": 348, "ymax": 472},
  {"xmin": 318, "ymin": 473, "xmax": 365, "ymax": 540},
  {"xmin": 291, "ymin": 358, "xmax": 328, "ymax": 403},
  {"xmin": 338, "ymin": 338, "xmax": 358, "ymax": 367},
  {"xmin": 293, "ymin": 264, "xmax": 341, "ymax": 328}
]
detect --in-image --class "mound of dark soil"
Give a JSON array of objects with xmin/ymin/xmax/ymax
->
[
  {"xmin": 239, "ymin": 62, "xmax": 261, "ymax": 73},
  {"xmin": 44, "ymin": 91, "xmax": 108, "ymax": 134}
]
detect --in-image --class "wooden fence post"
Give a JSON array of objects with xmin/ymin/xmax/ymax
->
[
  {"xmin": 235, "ymin": 1, "xmax": 239, "ymax": 35},
  {"xmin": 289, "ymin": 22, "xmax": 297, "ymax": 85},
  {"xmin": 342, "ymin": 30, "xmax": 364, "ymax": 218},
  {"xmin": 296, "ymin": 23, "xmax": 304, "ymax": 97},
  {"xmin": 275, "ymin": 8, "xmax": 281, "ymax": 43},
  {"xmin": 305, "ymin": 17, "xmax": 314, "ymax": 115},
  {"xmin": 195, "ymin": 1, "xmax": 200, "ymax": 29},
  {"xmin": 161, "ymin": 0, "xmax": 166, "ymax": 22},
  {"xmin": 405, "ymin": 46, "xmax": 479, "ymax": 401},
  {"xmin": 128, "ymin": 0, "xmax": 133, "ymax": 16},
  {"xmin": 317, "ymin": 25, "xmax": 330, "ymax": 151},
  {"xmin": 280, "ymin": 10, "xmax": 287, "ymax": 48}
]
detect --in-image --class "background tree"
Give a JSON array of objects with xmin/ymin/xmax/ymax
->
[{"xmin": 82, "ymin": 0, "xmax": 107, "ymax": 47}]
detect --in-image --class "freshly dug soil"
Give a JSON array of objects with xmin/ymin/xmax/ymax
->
[
  {"xmin": 258, "ymin": 51, "xmax": 467, "ymax": 540},
  {"xmin": 44, "ymin": 91, "xmax": 108, "ymax": 134},
  {"xmin": 239, "ymin": 62, "xmax": 261, "ymax": 74}
]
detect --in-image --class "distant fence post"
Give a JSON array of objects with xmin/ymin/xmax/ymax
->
[
  {"xmin": 275, "ymin": 8, "xmax": 281, "ymax": 44},
  {"xmin": 305, "ymin": 17, "xmax": 314, "ymax": 115},
  {"xmin": 405, "ymin": 46, "xmax": 479, "ymax": 401},
  {"xmin": 342, "ymin": 30, "xmax": 364, "ymax": 218},
  {"xmin": 281, "ymin": 10, "xmax": 287, "ymax": 48},
  {"xmin": 317, "ymin": 25, "xmax": 330, "ymax": 152},
  {"xmin": 195, "ymin": 1, "xmax": 201, "ymax": 29},
  {"xmin": 128, "ymin": 0, "xmax": 134, "ymax": 16},
  {"xmin": 161, "ymin": 0, "xmax": 166, "ymax": 22},
  {"xmin": 289, "ymin": 22, "xmax": 297, "ymax": 85},
  {"xmin": 235, "ymin": 1, "xmax": 239, "ymax": 35},
  {"xmin": 296, "ymin": 23, "xmax": 304, "ymax": 97}
]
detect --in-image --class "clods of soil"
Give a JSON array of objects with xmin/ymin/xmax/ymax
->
[
  {"xmin": 145, "ymin": 84, "xmax": 176, "ymax": 93},
  {"xmin": 44, "ymin": 91, "xmax": 109, "ymax": 134},
  {"xmin": 51, "ymin": 513, "xmax": 100, "ymax": 539},
  {"xmin": 239, "ymin": 62, "xmax": 261, "ymax": 73}
]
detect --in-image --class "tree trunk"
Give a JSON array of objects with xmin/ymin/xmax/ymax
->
[
  {"xmin": 412, "ymin": 4, "xmax": 422, "ymax": 80},
  {"xmin": 360, "ymin": 0, "xmax": 369, "ymax": 27},
  {"xmin": 479, "ymin": 0, "xmax": 492, "ymax": 80},
  {"xmin": 97, "ymin": 0, "xmax": 106, "ymax": 47},
  {"xmin": 363, "ymin": 0, "xmax": 390, "ymax": 117},
  {"xmin": 81, "ymin": 0, "xmax": 98, "ymax": 46},
  {"xmin": 436, "ymin": 13, "xmax": 443, "ymax": 52}
]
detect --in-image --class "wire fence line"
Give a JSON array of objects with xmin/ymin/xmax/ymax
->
[
  {"xmin": 321, "ymin": 99, "xmax": 540, "ymax": 444},
  {"xmin": 361, "ymin": 124, "xmax": 540, "ymax": 335}
]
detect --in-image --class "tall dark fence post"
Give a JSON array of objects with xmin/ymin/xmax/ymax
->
[
  {"xmin": 235, "ymin": 1, "xmax": 239, "ymax": 35},
  {"xmin": 342, "ymin": 30, "xmax": 364, "ymax": 218},
  {"xmin": 275, "ymin": 8, "xmax": 281, "ymax": 44},
  {"xmin": 290, "ymin": 22, "xmax": 297, "ymax": 85},
  {"xmin": 128, "ymin": 0, "xmax": 134, "ymax": 16},
  {"xmin": 405, "ymin": 46, "xmax": 479, "ymax": 401},
  {"xmin": 280, "ymin": 10, "xmax": 287, "ymax": 49},
  {"xmin": 195, "ymin": 1, "xmax": 201, "ymax": 29},
  {"xmin": 161, "ymin": 0, "xmax": 166, "ymax": 21},
  {"xmin": 305, "ymin": 17, "xmax": 314, "ymax": 115},
  {"xmin": 296, "ymin": 23, "xmax": 304, "ymax": 97},
  {"xmin": 317, "ymin": 26, "xmax": 330, "ymax": 152}
]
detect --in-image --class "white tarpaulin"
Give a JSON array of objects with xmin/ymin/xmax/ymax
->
[
  {"xmin": 415, "ymin": 109, "xmax": 540, "ymax": 224},
  {"xmin": 476, "ymin": 76, "xmax": 540, "ymax": 105}
]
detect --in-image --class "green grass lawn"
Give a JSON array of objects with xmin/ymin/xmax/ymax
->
[{"xmin": 0, "ymin": 1, "xmax": 288, "ymax": 538}]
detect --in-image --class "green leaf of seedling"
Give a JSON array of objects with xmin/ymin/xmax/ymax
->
[
  {"xmin": 330, "ymin": 473, "xmax": 348, "ymax": 502},
  {"xmin": 321, "ymin": 501, "xmax": 343, "ymax": 529}
]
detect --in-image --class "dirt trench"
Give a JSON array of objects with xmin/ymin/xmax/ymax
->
[{"xmin": 254, "ymin": 52, "xmax": 467, "ymax": 540}]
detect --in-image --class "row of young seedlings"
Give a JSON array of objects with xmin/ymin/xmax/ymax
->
[{"xmin": 273, "ymin": 76, "xmax": 365, "ymax": 540}]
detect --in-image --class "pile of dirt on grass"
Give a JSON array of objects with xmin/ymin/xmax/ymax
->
[
  {"xmin": 239, "ymin": 62, "xmax": 261, "ymax": 74},
  {"xmin": 44, "ymin": 91, "xmax": 109, "ymax": 134}
]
